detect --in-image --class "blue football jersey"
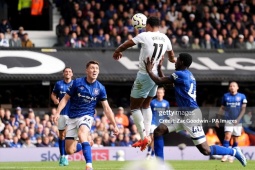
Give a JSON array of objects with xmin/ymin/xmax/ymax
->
[
  {"xmin": 66, "ymin": 77, "xmax": 107, "ymax": 118},
  {"xmin": 150, "ymin": 99, "xmax": 170, "ymax": 125},
  {"xmin": 52, "ymin": 80, "xmax": 73, "ymax": 115},
  {"xmin": 170, "ymin": 70, "xmax": 198, "ymax": 109},
  {"xmin": 221, "ymin": 92, "xmax": 247, "ymax": 120}
]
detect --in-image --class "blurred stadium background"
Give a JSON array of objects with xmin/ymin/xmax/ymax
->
[{"xmin": 1, "ymin": 0, "xmax": 255, "ymax": 169}]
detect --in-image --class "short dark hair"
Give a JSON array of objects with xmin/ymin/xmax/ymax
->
[
  {"xmin": 146, "ymin": 16, "xmax": 160, "ymax": 27},
  {"xmin": 179, "ymin": 53, "xmax": 192, "ymax": 67},
  {"xmin": 86, "ymin": 60, "xmax": 99, "ymax": 68},
  {"xmin": 63, "ymin": 67, "xmax": 72, "ymax": 72}
]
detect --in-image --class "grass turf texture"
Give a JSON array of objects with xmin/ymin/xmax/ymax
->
[{"xmin": 0, "ymin": 160, "xmax": 253, "ymax": 170}]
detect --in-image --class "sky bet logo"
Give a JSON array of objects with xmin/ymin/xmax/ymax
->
[
  {"xmin": 41, "ymin": 150, "xmax": 109, "ymax": 161},
  {"xmin": 41, "ymin": 151, "xmax": 59, "ymax": 161}
]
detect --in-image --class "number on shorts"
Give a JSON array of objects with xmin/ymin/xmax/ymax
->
[
  {"xmin": 192, "ymin": 126, "xmax": 203, "ymax": 133},
  {"xmin": 83, "ymin": 117, "xmax": 91, "ymax": 123}
]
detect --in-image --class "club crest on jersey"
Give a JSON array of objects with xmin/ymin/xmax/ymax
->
[
  {"xmin": 162, "ymin": 103, "xmax": 166, "ymax": 107},
  {"xmin": 79, "ymin": 86, "xmax": 84, "ymax": 90},
  {"xmin": 236, "ymin": 96, "xmax": 241, "ymax": 101},
  {"xmin": 93, "ymin": 88, "xmax": 100, "ymax": 95}
]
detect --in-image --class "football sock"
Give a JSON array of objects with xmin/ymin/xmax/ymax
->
[
  {"xmin": 147, "ymin": 146, "xmax": 152, "ymax": 154},
  {"xmin": 75, "ymin": 143, "xmax": 82, "ymax": 153},
  {"xmin": 154, "ymin": 136, "xmax": 164, "ymax": 160},
  {"xmin": 210, "ymin": 145, "xmax": 235, "ymax": 156},
  {"xmin": 58, "ymin": 138, "xmax": 66, "ymax": 156},
  {"xmin": 142, "ymin": 108, "xmax": 152, "ymax": 136},
  {"xmin": 223, "ymin": 140, "xmax": 230, "ymax": 148},
  {"xmin": 151, "ymin": 150, "xmax": 155, "ymax": 156},
  {"xmin": 232, "ymin": 142, "xmax": 238, "ymax": 148},
  {"xmin": 132, "ymin": 109, "xmax": 146, "ymax": 140},
  {"xmin": 82, "ymin": 142, "xmax": 92, "ymax": 164}
]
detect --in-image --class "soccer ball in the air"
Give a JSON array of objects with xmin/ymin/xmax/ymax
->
[{"xmin": 131, "ymin": 13, "xmax": 147, "ymax": 29}]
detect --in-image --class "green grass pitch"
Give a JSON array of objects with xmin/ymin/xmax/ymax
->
[{"xmin": 0, "ymin": 160, "xmax": 254, "ymax": 170}]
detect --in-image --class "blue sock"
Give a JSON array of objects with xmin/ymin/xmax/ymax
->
[
  {"xmin": 75, "ymin": 143, "xmax": 82, "ymax": 153},
  {"xmin": 154, "ymin": 136, "xmax": 164, "ymax": 160},
  {"xmin": 210, "ymin": 145, "xmax": 234, "ymax": 156},
  {"xmin": 82, "ymin": 142, "xmax": 92, "ymax": 164},
  {"xmin": 58, "ymin": 138, "xmax": 66, "ymax": 156},
  {"xmin": 148, "ymin": 146, "xmax": 151, "ymax": 152},
  {"xmin": 232, "ymin": 142, "xmax": 238, "ymax": 148},
  {"xmin": 151, "ymin": 150, "xmax": 155, "ymax": 156},
  {"xmin": 223, "ymin": 140, "xmax": 230, "ymax": 148}
]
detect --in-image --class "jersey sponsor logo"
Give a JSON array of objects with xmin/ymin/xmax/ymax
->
[
  {"xmin": 78, "ymin": 93, "xmax": 97, "ymax": 103},
  {"xmin": 226, "ymin": 102, "xmax": 241, "ymax": 107}
]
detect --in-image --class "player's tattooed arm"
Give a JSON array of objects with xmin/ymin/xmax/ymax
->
[{"xmin": 145, "ymin": 57, "xmax": 173, "ymax": 85}]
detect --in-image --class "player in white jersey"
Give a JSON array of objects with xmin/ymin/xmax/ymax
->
[{"xmin": 113, "ymin": 16, "xmax": 175, "ymax": 151}]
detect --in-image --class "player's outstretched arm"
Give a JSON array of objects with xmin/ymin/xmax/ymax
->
[
  {"xmin": 144, "ymin": 57, "xmax": 173, "ymax": 85},
  {"xmin": 101, "ymin": 100, "xmax": 119, "ymax": 135},
  {"xmin": 113, "ymin": 40, "xmax": 135, "ymax": 60}
]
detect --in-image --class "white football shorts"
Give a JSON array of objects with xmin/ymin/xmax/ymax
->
[
  {"xmin": 66, "ymin": 115, "xmax": 94, "ymax": 139},
  {"xmin": 165, "ymin": 108, "xmax": 206, "ymax": 145},
  {"xmin": 58, "ymin": 115, "xmax": 69, "ymax": 130},
  {"xmin": 224, "ymin": 122, "xmax": 242, "ymax": 136},
  {"xmin": 131, "ymin": 71, "xmax": 158, "ymax": 98}
]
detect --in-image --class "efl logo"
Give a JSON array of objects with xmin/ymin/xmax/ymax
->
[{"xmin": 68, "ymin": 149, "xmax": 109, "ymax": 161}]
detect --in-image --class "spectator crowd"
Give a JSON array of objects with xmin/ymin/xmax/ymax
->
[
  {"xmin": 1, "ymin": 0, "xmax": 255, "ymax": 49},
  {"xmin": 1, "ymin": 104, "xmax": 255, "ymax": 149},
  {"xmin": 53, "ymin": 0, "xmax": 255, "ymax": 49},
  {"xmin": 0, "ymin": 106, "xmax": 140, "ymax": 148}
]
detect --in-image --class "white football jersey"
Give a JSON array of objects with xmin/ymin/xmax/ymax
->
[{"xmin": 132, "ymin": 31, "xmax": 172, "ymax": 74}]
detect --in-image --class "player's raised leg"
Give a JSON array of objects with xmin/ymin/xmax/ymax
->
[
  {"xmin": 142, "ymin": 97, "xmax": 154, "ymax": 137},
  {"xmin": 196, "ymin": 140, "xmax": 246, "ymax": 167},
  {"xmin": 153, "ymin": 123, "xmax": 171, "ymax": 160},
  {"xmin": 130, "ymin": 97, "xmax": 147, "ymax": 147},
  {"xmin": 65, "ymin": 117, "xmax": 93, "ymax": 170}
]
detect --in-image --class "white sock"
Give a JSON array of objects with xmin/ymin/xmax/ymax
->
[
  {"xmin": 142, "ymin": 108, "xmax": 152, "ymax": 136},
  {"xmin": 86, "ymin": 163, "xmax": 92, "ymax": 167},
  {"xmin": 132, "ymin": 109, "xmax": 145, "ymax": 140}
]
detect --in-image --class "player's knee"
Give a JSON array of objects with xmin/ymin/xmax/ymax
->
[
  {"xmin": 65, "ymin": 147, "xmax": 75, "ymax": 155},
  {"xmin": 154, "ymin": 124, "xmax": 168, "ymax": 137}
]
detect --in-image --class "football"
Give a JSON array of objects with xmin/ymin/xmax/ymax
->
[{"xmin": 131, "ymin": 13, "xmax": 147, "ymax": 29}]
